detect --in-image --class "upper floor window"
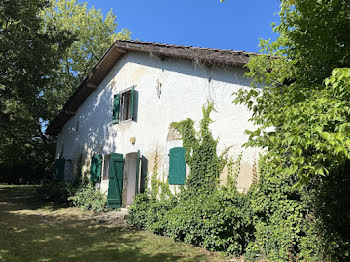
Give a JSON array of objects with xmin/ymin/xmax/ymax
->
[
  {"xmin": 121, "ymin": 90, "xmax": 132, "ymax": 121},
  {"xmin": 113, "ymin": 86, "xmax": 137, "ymax": 124}
]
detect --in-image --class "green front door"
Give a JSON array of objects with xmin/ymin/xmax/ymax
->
[{"xmin": 107, "ymin": 153, "xmax": 124, "ymax": 208}]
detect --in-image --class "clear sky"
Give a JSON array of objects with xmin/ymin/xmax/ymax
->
[{"xmin": 84, "ymin": 0, "xmax": 281, "ymax": 53}]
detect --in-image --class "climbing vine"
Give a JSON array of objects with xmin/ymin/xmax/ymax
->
[
  {"xmin": 226, "ymin": 153, "xmax": 242, "ymax": 190},
  {"xmin": 170, "ymin": 102, "xmax": 229, "ymax": 195},
  {"xmin": 128, "ymin": 103, "xmax": 253, "ymax": 256}
]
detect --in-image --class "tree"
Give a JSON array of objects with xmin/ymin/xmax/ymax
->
[
  {"xmin": 0, "ymin": 0, "xmax": 131, "ymax": 183},
  {"xmin": 235, "ymin": 0, "xmax": 350, "ymax": 185},
  {"xmin": 233, "ymin": 1, "xmax": 350, "ymax": 260},
  {"xmin": 0, "ymin": 0, "xmax": 73, "ymax": 182},
  {"xmin": 41, "ymin": 0, "xmax": 131, "ymax": 119}
]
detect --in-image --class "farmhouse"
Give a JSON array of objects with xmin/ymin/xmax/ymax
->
[{"xmin": 46, "ymin": 40, "xmax": 260, "ymax": 208}]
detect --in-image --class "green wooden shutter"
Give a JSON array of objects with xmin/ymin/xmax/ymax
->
[
  {"xmin": 135, "ymin": 150, "xmax": 140, "ymax": 194},
  {"xmin": 53, "ymin": 159, "xmax": 65, "ymax": 181},
  {"xmin": 112, "ymin": 94, "xmax": 120, "ymax": 124},
  {"xmin": 90, "ymin": 154, "xmax": 102, "ymax": 183},
  {"xmin": 107, "ymin": 153, "xmax": 124, "ymax": 208},
  {"xmin": 140, "ymin": 156, "xmax": 147, "ymax": 193},
  {"xmin": 168, "ymin": 147, "xmax": 186, "ymax": 185},
  {"xmin": 129, "ymin": 87, "xmax": 135, "ymax": 120}
]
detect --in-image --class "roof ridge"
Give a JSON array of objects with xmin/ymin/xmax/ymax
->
[{"xmin": 115, "ymin": 39, "xmax": 259, "ymax": 55}]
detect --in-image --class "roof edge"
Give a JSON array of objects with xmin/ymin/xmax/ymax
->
[{"xmin": 46, "ymin": 40, "xmax": 259, "ymax": 136}]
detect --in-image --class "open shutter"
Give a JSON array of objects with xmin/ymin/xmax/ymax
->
[
  {"xmin": 107, "ymin": 153, "xmax": 124, "ymax": 208},
  {"xmin": 90, "ymin": 154, "xmax": 102, "ymax": 183},
  {"xmin": 135, "ymin": 150, "xmax": 140, "ymax": 194},
  {"xmin": 112, "ymin": 94, "xmax": 120, "ymax": 124},
  {"xmin": 129, "ymin": 87, "xmax": 135, "ymax": 120},
  {"xmin": 53, "ymin": 159, "xmax": 65, "ymax": 181},
  {"xmin": 168, "ymin": 147, "xmax": 186, "ymax": 185},
  {"xmin": 140, "ymin": 155, "xmax": 147, "ymax": 193}
]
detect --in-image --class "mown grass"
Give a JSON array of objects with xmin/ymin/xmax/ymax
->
[{"xmin": 0, "ymin": 185, "xmax": 229, "ymax": 262}]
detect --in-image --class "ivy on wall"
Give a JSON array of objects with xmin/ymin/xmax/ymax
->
[
  {"xmin": 128, "ymin": 100, "xmax": 349, "ymax": 261},
  {"xmin": 170, "ymin": 102, "xmax": 229, "ymax": 196},
  {"xmin": 128, "ymin": 103, "xmax": 252, "ymax": 256}
]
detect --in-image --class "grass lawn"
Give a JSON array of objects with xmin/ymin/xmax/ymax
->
[{"xmin": 0, "ymin": 185, "xmax": 231, "ymax": 262}]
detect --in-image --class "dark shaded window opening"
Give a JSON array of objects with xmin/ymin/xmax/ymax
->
[
  {"xmin": 102, "ymin": 155, "xmax": 111, "ymax": 180},
  {"xmin": 121, "ymin": 91, "xmax": 132, "ymax": 121}
]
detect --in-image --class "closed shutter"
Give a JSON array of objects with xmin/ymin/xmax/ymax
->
[
  {"xmin": 168, "ymin": 147, "xmax": 186, "ymax": 185},
  {"xmin": 112, "ymin": 94, "xmax": 120, "ymax": 124},
  {"xmin": 90, "ymin": 154, "xmax": 102, "ymax": 183},
  {"xmin": 53, "ymin": 159, "xmax": 65, "ymax": 181}
]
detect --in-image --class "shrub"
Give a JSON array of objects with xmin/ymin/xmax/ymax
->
[
  {"xmin": 145, "ymin": 197, "xmax": 178, "ymax": 235},
  {"xmin": 127, "ymin": 103, "xmax": 252, "ymax": 257},
  {"xmin": 165, "ymin": 189, "xmax": 254, "ymax": 256},
  {"xmin": 69, "ymin": 183, "xmax": 107, "ymax": 212},
  {"xmin": 36, "ymin": 180, "xmax": 71, "ymax": 204},
  {"xmin": 127, "ymin": 193, "xmax": 151, "ymax": 229},
  {"xmin": 244, "ymin": 157, "xmax": 350, "ymax": 262},
  {"xmin": 127, "ymin": 190, "xmax": 178, "ymax": 234}
]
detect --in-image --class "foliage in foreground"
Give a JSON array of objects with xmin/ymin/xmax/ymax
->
[
  {"xmin": 235, "ymin": 0, "xmax": 350, "ymax": 185},
  {"xmin": 37, "ymin": 181, "xmax": 72, "ymax": 204},
  {"xmin": 69, "ymin": 182, "xmax": 107, "ymax": 212},
  {"xmin": 38, "ymin": 180, "xmax": 107, "ymax": 212},
  {"xmin": 128, "ymin": 102, "xmax": 349, "ymax": 261},
  {"xmin": 231, "ymin": 0, "xmax": 350, "ymax": 261},
  {"xmin": 128, "ymin": 104, "xmax": 254, "ymax": 257},
  {"xmin": 37, "ymin": 164, "xmax": 107, "ymax": 212}
]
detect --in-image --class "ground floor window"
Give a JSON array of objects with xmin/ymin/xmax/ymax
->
[{"xmin": 102, "ymin": 155, "xmax": 111, "ymax": 180}]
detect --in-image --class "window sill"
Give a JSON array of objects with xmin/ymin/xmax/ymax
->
[
  {"xmin": 120, "ymin": 119, "xmax": 133, "ymax": 123},
  {"xmin": 112, "ymin": 119, "xmax": 133, "ymax": 125}
]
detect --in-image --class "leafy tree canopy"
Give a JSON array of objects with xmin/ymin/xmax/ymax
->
[
  {"xmin": 41, "ymin": 0, "xmax": 131, "ymax": 120},
  {"xmin": 235, "ymin": 0, "xmax": 350, "ymax": 185},
  {"xmin": 0, "ymin": 0, "xmax": 73, "ymax": 174},
  {"xmin": 0, "ymin": 0, "xmax": 130, "ymax": 181}
]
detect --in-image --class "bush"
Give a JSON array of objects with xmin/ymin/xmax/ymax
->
[
  {"xmin": 145, "ymin": 197, "xmax": 178, "ymax": 235},
  {"xmin": 166, "ymin": 189, "xmax": 254, "ymax": 256},
  {"xmin": 127, "ymin": 193, "xmax": 151, "ymax": 229},
  {"xmin": 36, "ymin": 180, "xmax": 71, "ymax": 204},
  {"xmin": 127, "ymin": 103, "xmax": 253, "ymax": 257},
  {"xmin": 127, "ymin": 192, "xmax": 178, "ymax": 234},
  {"xmin": 69, "ymin": 183, "xmax": 107, "ymax": 212},
  {"xmin": 128, "ymin": 188, "xmax": 254, "ymax": 257}
]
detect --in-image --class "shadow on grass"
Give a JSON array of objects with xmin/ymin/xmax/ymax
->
[{"xmin": 0, "ymin": 185, "xmax": 221, "ymax": 262}]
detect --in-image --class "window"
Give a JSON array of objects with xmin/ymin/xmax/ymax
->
[
  {"xmin": 121, "ymin": 90, "xmax": 132, "ymax": 121},
  {"xmin": 102, "ymin": 155, "xmax": 111, "ymax": 180},
  {"xmin": 168, "ymin": 147, "xmax": 186, "ymax": 185},
  {"xmin": 112, "ymin": 87, "xmax": 136, "ymax": 124}
]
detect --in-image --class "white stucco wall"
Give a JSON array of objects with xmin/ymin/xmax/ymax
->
[{"xmin": 56, "ymin": 52, "xmax": 260, "ymax": 194}]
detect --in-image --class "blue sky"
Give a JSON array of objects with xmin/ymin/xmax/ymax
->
[{"xmin": 84, "ymin": 0, "xmax": 281, "ymax": 53}]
